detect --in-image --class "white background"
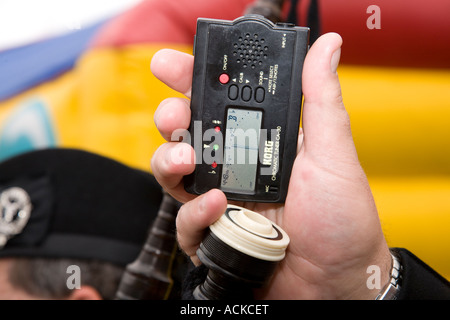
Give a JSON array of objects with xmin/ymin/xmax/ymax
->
[{"xmin": 0, "ymin": 0, "xmax": 142, "ymax": 50}]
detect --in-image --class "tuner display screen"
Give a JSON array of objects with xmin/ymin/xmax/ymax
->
[{"xmin": 220, "ymin": 108, "xmax": 262, "ymax": 193}]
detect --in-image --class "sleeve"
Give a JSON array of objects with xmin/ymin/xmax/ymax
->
[
  {"xmin": 181, "ymin": 248, "xmax": 450, "ymax": 300},
  {"xmin": 392, "ymin": 248, "xmax": 450, "ymax": 300},
  {"xmin": 181, "ymin": 263, "xmax": 209, "ymax": 300}
]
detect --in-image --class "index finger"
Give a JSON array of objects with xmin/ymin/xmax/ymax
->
[{"xmin": 151, "ymin": 49, "xmax": 194, "ymax": 98}]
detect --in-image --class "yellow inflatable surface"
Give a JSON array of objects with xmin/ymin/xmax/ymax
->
[
  {"xmin": 340, "ymin": 66, "xmax": 450, "ymax": 279},
  {"xmin": 0, "ymin": 44, "xmax": 191, "ymax": 172}
]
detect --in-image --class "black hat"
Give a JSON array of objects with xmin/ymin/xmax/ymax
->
[{"xmin": 0, "ymin": 148, "xmax": 163, "ymax": 267}]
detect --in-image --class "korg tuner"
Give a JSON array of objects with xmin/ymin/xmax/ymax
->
[{"xmin": 184, "ymin": 15, "xmax": 309, "ymax": 203}]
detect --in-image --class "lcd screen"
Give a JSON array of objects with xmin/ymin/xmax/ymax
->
[{"xmin": 220, "ymin": 108, "xmax": 262, "ymax": 193}]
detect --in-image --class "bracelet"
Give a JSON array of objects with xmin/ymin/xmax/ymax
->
[{"xmin": 375, "ymin": 251, "xmax": 403, "ymax": 300}]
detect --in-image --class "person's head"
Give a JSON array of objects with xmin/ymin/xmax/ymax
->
[
  {"xmin": 0, "ymin": 148, "xmax": 163, "ymax": 299},
  {"xmin": 0, "ymin": 257, "xmax": 123, "ymax": 299}
]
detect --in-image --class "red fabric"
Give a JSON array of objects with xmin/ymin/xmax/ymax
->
[
  {"xmin": 316, "ymin": 0, "xmax": 450, "ymax": 68},
  {"xmin": 92, "ymin": 0, "xmax": 255, "ymax": 47},
  {"xmin": 92, "ymin": 0, "xmax": 450, "ymax": 68}
]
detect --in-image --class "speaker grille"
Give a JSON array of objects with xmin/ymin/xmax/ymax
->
[{"xmin": 232, "ymin": 33, "xmax": 268, "ymax": 69}]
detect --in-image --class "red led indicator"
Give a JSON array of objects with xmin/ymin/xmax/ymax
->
[
  {"xmin": 211, "ymin": 161, "xmax": 218, "ymax": 169},
  {"xmin": 219, "ymin": 73, "xmax": 230, "ymax": 84},
  {"xmin": 214, "ymin": 126, "xmax": 221, "ymax": 132}
]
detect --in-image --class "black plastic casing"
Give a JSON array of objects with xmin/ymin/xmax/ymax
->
[{"xmin": 184, "ymin": 15, "xmax": 309, "ymax": 203}]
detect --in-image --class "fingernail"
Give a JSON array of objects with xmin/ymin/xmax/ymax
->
[
  {"xmin": 198, "ymin": 194, "xmax": 208, "ymax": 213},
  {"xmin": 330, "ymin": 47, "xmax": 341, "ymax": 74},
  {"xmin": 154, "ymin": 110, "xmax": 160, "ymax": 127},
  {"xmin": 168, "ymin": 143, "xmax": 193, "ymax": 165},
  {"xmin": 154, "ymin": 98, "xmax": 170, "ymax": 126},
  {"xmin": 297, "ymin": 127, "xmax": 304, "ymax": 153}
]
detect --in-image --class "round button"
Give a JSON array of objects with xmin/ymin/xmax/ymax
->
[{"xmin": 219, "ymin": 73, "xmax": 230, "ymax": 84}]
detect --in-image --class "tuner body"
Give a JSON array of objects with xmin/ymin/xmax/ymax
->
[{"xmin": 184, "ymin": 15, "xmax": 310, "ymax": 203}]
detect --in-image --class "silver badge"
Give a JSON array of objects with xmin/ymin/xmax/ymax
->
[{"xmin": 0, "ymin": 187, "xmax": 32, "ymax": 248}]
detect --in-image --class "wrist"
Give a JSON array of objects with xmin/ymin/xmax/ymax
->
[
  {"xmin": 343, "ymin": 245, "xmax": 392, "ymax": 300},
  {"xmin": 375, "ymin": 250, "xmax": 403, "ymax": 300}
]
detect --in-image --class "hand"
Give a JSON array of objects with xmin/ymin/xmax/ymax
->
[{"xmin": 150, "ymin": 33, "xmax": 392, "ymax": 299}]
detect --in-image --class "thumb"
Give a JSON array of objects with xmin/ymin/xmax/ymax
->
[
  {"xmin": 301, "ymin": 33, "xmax": 358, "ymax": 167},
  {"xmin": 175, "ymin": 189, "xmax": 227, "ymax": 265}
]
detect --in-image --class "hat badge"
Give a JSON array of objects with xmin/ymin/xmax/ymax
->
[{"xmin": 0, "ymin": 187, "xmax": 32, "ymax": 248}]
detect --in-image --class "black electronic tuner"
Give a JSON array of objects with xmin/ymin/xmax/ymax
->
[{"xmin": 184, "ymin": 15, "xmax": 309, "ymax": 203}]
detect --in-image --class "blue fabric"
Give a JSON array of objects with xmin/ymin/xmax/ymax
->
[
  {"xmin": 0, "ymin": 99, "xmax": 57, "ymax": 162},
  {"xmin": 0, "ymin": 20, "xmax": 107, "ymax": 101}
]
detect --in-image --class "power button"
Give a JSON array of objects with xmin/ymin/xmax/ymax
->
[{"xmin": 219, "ymin": 73, "xmax": 230, "ymax": 84}]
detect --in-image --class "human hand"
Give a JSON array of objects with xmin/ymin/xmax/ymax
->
[{"xmin": 150, "ymin": 33, "xmax": 392, "ymax": 299}]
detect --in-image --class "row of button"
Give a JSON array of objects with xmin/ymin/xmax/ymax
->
[{"xmin": 228, "ymin": 85, "xmax": 265, "ymax": 103}]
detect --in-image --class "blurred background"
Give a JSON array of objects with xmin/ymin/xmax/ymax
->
[
  {"xmin": 0, "ymin": 0, "xmax": 141, "ymax": 50},
  {"xmin": 0, "ymin": 0, "xmax": 449, "ymax": 281}
]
